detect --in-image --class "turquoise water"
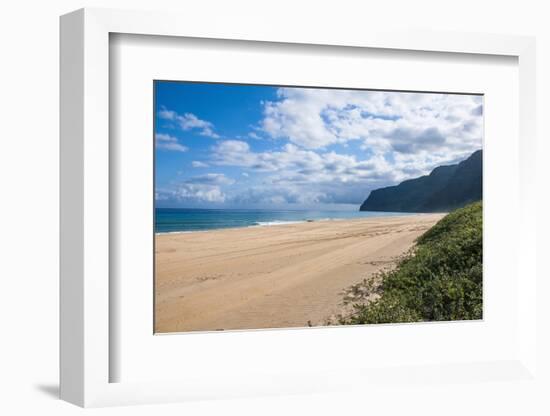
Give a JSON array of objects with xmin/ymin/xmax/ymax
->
[{"xmin": 155, "ymin": 208, "xmax": 413, "ymax": 233}]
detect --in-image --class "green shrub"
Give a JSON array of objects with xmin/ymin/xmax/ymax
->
[{"xmin": 339, "ymin": 201, "xmax": 482, "ymax": 325}]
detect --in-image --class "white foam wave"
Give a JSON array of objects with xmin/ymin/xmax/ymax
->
[{"xmin": 254, "ymin": 220, "xmax": 306, "ymax": 227}]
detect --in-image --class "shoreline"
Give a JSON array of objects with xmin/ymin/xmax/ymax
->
[
  {"xmin": 155, "ymin": 219, "xmax": 308, "ymax": 235},
  {"xmin": 154, "ymin": 212, "xmax": 439, "ymax": 235},
  {"xmin": 155, "ymin": 213, "xmax": 445, "ymax": 333}
]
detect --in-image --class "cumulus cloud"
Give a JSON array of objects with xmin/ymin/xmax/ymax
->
[
  {"xmin": 164, "ymin": 185, "xmax": 226, "ymax": 203},
  {"xmin": 260, "ymin": 88, "xmax": 483, "ymax": 157},
  {"xmin": 209, "ymin": 134, "xmax": 479, "ymax": 206},
  {"xmin": 155, "ymin": 133, "xmax": 188, "ymax": 152},
  {"xmin": 156, "ymin": 173, "xmax": 234, "ymax": 204},
  {"xmin": 157, "ymin": 88, "xmax": 483, "ymax": 208},
  {"xmin": 230, "ymin": 185, "xmax": 330, "ymax": 206},
  {"xmin": 184, "ymin": 173, "xmax": 235, "ymax": 186},
  {"xmin": 158, "ymin": 107, "xmax": 220, "ymax": 138},
  {"xmin": 213, "ymin": 140, "xmax": 394, "ymax": 182},
  {"xmin": 248, "ymin": 131, "xmax": 262, "ymax": 140},
  {"xmin": 209, "ymin": 140, "xmax": 393, "ymax": 205}
]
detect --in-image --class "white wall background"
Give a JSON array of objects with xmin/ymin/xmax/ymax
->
[{"xmin": 0, "ymin": 0, "xmax": 548, "ymax": 414}]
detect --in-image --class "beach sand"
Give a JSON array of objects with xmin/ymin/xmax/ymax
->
[{"xmin": 155, "ymin": 214, "xmax": 444, "ymax": 333}]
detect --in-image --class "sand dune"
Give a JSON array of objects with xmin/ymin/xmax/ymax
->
[{"xmin": 154, "ymin": 214, "xmax": 444, "ymax": 333}]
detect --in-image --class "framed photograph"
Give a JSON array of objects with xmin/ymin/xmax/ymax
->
[
  {"xmin": 152, "ymin": 80, "xmax": 483, "ymax": 334},
  {"xmin": 60, "ymin": 8, "xmax": 538, "ymax": 408}
]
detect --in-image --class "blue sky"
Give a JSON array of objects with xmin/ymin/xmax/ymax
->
[{"xmin": 155, "ymin": 81, "xmax": 483, "ymax": 210}]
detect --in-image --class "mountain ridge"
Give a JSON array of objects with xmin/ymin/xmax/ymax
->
[{"xmin": 360, "ymin": 150, "xmax": 482, "ymax": 213}]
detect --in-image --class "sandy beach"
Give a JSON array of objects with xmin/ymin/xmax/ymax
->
[{"xmin": 155, "ymin": 214, "xmax": 444, "ymax": 333}]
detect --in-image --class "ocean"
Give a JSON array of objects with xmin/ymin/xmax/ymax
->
[{"xmin": 155, "ymin": 208, "xmax": 412, "ymax": 233}]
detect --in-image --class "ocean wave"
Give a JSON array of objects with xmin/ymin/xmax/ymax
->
[
  {"xmin": 155, "ymin": 229, "xmax": 210, "ymax": 235},
  {"xmin": 253, "ymin": 220, "xmax": 306, "ymax": 227}
]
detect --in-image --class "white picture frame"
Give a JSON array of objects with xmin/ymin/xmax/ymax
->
[{"xmin": 60, "ymin": 7, "xmax": 538, "ymax": 408}]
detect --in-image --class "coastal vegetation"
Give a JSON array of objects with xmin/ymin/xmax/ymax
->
[{"xmin": 337, "ymin": 201, "xmax": 483, "ymax": 325}]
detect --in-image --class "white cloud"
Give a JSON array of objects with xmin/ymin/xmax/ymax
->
[
  {"xmin": 156, "ymin": 173, "xmax": 234, "ymax": 204},
  {"xmin": 248, "ymin": 132, "xmax": 262, "ymax": 140},
  {"xmin": 159, "ymin": 107, "xmax": 219, "ymax": 138},
  {"xmin": 260, "ymin": 88, "xmax": 483, "ymax": 158},
  {"xmin": 155, "ymin": 133, "xmax": 188, "ymax": 152},
  {"xmin": 184, "ymin": 173, "xmax": 235, "ymax": 186},
  {"xmin": 230, "ymin": 185, "xmax": 330, "ymax": 206},
  {"xmin": 212, "ymin": 140, "xmax": 394, "ymax": 181},
  {"xmin": 210, "ymin": 137, "xmax": 477, "ymax": 206},
  {"xmin": 157, "ymin": 89, "xmax": 483, "ymax": 208},
  {"xmin": 158, "ymin": 108, "xmax": 177, "ymax": 120},
  {"xmin": 166, "ymin": 185, "xmax": 226, "ymax": 203}
]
